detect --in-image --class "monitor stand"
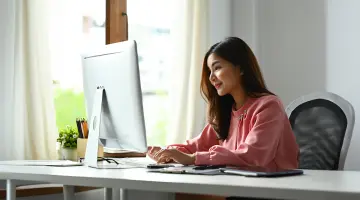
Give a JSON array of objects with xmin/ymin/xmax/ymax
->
[
  {"xmin": 84, "ymin": 86, "xmax": 106, "ymax": 168},
  {"xmin": 84, "ymin": 87, "xmax": 147, "ymax": 169}
]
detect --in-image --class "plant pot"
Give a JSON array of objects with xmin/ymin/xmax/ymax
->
[{"xmin": 62, "ymin": 148, "xmax": 77, "ymax": 161}]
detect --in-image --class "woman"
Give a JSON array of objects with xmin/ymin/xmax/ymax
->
[{"xmin": 148, "ymin": 37, "xmax": 299, "ymax": 171}]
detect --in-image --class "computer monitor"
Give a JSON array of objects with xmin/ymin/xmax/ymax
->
[{"xmin": 81, "ymin": 40, "xmax": 147, "ymax": 167}]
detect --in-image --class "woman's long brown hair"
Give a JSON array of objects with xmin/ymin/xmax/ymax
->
[{"xmin": 200, "ymin": 37, "xmax": 274, "ymax": 140}]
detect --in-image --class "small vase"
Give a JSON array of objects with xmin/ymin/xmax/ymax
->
[{"xmin": 62, "ymin": 148, "xmax": 77, "ymax": 161}]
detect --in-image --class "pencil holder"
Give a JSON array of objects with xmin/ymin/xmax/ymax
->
[{"xmin": 77, "ymin": 138, "xmax": 104, "ymax": 159}]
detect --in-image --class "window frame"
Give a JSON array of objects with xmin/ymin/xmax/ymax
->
[{"xmin": 106, "ymin": 0, "xmax": 127, "ymax": 44}]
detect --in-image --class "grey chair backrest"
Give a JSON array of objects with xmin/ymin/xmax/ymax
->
[{"xmin": 286, "ymin": 92, "xmax": 355, "ymax": 170}]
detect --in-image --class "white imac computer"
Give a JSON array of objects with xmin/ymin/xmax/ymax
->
[{"xmin": 81, "ymin": 40, "xmax": 148, "ymax": 168}]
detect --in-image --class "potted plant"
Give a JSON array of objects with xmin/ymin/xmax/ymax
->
[{"xmin": 57, "ymin": 125, "xmax": 79, "ymax": 161}]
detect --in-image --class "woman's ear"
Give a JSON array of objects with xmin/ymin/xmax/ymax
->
[{"xmin": 237, "ymin": 66, "xmax": 244, "ymax": 75}]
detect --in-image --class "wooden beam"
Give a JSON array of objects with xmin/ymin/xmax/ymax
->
[
  {"xmin": 106, "ymin": 0, "xmax": 127, "ymax": 44},
  {"xmin": 176, "ymin": 193, "xmax": 226, "ymax": 200},
  {"xmin": 0, "ymin": 185, "xmax": 226, "ymax": 200}
]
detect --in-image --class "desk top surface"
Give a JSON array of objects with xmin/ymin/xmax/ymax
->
[{"xmin": 1, "ymin": 162, "xmax": 360, "ymax": 199}]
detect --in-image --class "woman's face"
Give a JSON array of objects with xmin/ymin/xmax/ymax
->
[{"xmin": 207, "ymin": 53, "xmax": 242, "ymax": 96}]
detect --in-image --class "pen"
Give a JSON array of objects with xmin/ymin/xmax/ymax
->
[
  {"xmin": 83, "ymin": 119, "xmax": 88, "ymax": 138},
  {"xmin": 76, "ymin": 118, "xmax": 84, "ymax": 138}
]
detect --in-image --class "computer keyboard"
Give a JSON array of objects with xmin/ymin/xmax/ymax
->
[{"xmin": 114, "ymin": 157, "xmax": 155, "ymax": 167}]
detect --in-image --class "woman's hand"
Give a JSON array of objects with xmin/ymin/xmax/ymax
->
[
  {"xmin": 154, "ymin": 148, "xmax": 196, "ymax": 165},
  {"xmin": 147, "ymin": 146, "xmax": 162, "ymax": 160},
  {"xmin": 147, "ymin": 146, "xmax": 174, "ymax": 163}
]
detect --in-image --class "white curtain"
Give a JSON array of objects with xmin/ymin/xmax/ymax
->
[
  {"xmin": 166, "ymin": 0, "xmax": 210, "ymax": 144},
  {"xmin": 0, "ymin": 0, "xmax": 58, "ymax": 160}
]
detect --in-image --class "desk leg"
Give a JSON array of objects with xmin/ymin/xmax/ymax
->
[
  {"xmin": 112, "ymin": 188, "xmax": 120, "ymax": 200},
  {"xmin": 120, "ymin": 189, "xmax": 128, "ymax": 200},
  {"xmin": 63, "ymin": 185, "xmax": 75, "ymax": 200},
  {"xmin": 6, "ymin": 179, "xmax": 16, "ymax": 200},
  {"xmin": 104, "ymin": 188, "xmax": 112, "ymax": 200},
  {"xmin": 119, "ymin": 189, "xmax": 174, "ymax": 200}
]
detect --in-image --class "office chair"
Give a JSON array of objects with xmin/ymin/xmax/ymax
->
[{"xmin": 286, "ymin": 92, "xmax": 355, "ymax": 170}]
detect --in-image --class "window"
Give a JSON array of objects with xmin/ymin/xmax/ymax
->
[
  {"xmin": 52, "ymin": 0, "xmax": 172, "ymax": 146},
  {"xmin": 51, "ymin": 0, "xmax": 106, "ymax": 131},
  {"xmin": 127, "ymin": 0, "xmax": 173, "ymax": 145}
]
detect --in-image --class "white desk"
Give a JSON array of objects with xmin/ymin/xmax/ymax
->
[{"xmin": 1, "ymin": 165, "xmax": 360, "ymax": 200}]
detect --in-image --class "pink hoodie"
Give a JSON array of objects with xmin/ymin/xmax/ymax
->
[{"xmin": 168, "ymin": 95, "xmax": 299, "ymax": 171}]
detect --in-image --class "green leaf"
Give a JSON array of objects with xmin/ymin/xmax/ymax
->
[{"xmin": 57, "ymin": 125, "xmax": 78, "ymax": 149}]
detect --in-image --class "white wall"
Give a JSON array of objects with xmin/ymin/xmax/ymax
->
[
  {"xmin": 257, "ymin": 0, "xmax": 327, "ymax": 106},
  {"xmin": 209, "ymin": 0, "xmax": 232, "ymax": 45},
  {"xmin": 258, "ymin": 0, "xmax": 328, "ymax": 106},
  {"xmin": 232, "ymin": 0, "xmax": 258, "ymax": 54},
  {"xmin": 326, "ymin": 0, "xmax": 360, "ymax": 170},
  {"xmin": 231, "ymin": 0, "xmax": 360, "ymax": 170}
]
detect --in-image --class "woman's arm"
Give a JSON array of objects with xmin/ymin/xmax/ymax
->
[
  {"xmin": 166, "ymin": 123, "xmax": 219, "ymax": 154},
  {"xmin": 194, "ymin": 99, "xmax": 289, "ymax": 167}
]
